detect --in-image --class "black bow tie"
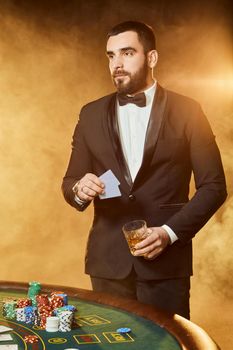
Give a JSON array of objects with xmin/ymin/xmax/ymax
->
[{"xmin": 118, "ymin": 92, "xmax": 146, "ymax": 107}]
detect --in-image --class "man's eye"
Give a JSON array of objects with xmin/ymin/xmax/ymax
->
[{"xmin": 124, "ymin": 51, "xmax": 134, "ymax": 56}]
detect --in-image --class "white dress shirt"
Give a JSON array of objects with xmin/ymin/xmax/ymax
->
[{"xmin": 117, "ymin": 82, "xmax": 178, "ymax": 244}]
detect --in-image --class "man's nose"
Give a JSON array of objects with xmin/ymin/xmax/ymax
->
[{"xmin": 112, "ymin": 55, "xmax": 123, "ymax": 69}]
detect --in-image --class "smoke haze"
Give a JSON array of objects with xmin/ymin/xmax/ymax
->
[{"xmin": 0, "ymin": 0, "xmax": 232, "ymax": 348}]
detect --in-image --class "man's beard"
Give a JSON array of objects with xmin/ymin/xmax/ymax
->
[{"xmin": 112, "ymin": 59, "xmax": 148, "ymax": 95}]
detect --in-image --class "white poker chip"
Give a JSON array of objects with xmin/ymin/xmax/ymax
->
[{"xmin": 46, "ymin": 316, "xmax": 59, "ymax": 325}]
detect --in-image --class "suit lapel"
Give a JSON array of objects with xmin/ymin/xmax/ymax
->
[
  {"xmin": 106, "ymin": 94, "xmax": 133, "ymax": 190},
  {"xmin": 132, "ymin": 84, "xmax": 168, "ymax": 189},
  {"xmin": 105, "ymin": 84, "xmax": 168, "ymax": 192}
]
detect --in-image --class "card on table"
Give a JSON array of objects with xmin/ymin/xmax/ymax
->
[
  {"xmin": 0, "ymin": 334, "xmax": 13, "ymax": 341},
  {"xmin": 0, "ymin": 346, "xmax": 18, "ymax": 350},
  {"xmin": 99, "ymin": 170, "xmax": 121, "ymax": 199},
  {"xmin": 0, "ymin": 327, "xmax": 13, "ymax": 334}
]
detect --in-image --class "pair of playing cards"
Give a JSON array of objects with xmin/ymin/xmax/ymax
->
[{"xmin": 99, "ymin": 170, "xmax": 121, "ymax": 200}]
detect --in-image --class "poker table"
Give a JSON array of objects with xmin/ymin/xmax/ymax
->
[{"xmin": 0, "ymin": 281, "xmax": 219, "ymax": 350}]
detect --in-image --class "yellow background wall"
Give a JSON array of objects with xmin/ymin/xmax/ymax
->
[{"xmin": 0, "ymin": 2, "xmax": 232, "ymax": 349}]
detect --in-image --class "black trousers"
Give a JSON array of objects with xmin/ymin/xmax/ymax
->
[{"xmin": 91, "ymin": 269, "xmax": 190, "ymax": 319}]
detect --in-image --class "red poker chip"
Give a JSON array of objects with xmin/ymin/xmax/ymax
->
[
  {"xmin": 24, "ymin": 335, "xmax": 39, "ymax": 343},
  {"xmin": 17, "ymin": 298, "xmax": 32, "ymax": 308}
]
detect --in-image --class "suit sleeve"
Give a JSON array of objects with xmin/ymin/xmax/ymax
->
[
  {"xmin": 165, "ymin": 104, "xmax": 227, "ymax": 243},
  {"xmin": 62, "ymin": 108, "xmax": 92, "ymax": 211}
]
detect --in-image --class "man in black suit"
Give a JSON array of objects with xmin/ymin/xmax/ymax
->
[{"xmin": 62, "ymin": 21, "xmax": 227, "ymax": 319}]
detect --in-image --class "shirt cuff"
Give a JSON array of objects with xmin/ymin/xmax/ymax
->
[{"xmin": 162, "ymin": 224, "xmax": 178, "ymax": 244}]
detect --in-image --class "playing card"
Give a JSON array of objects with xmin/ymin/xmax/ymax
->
[
  {"xmin": 0, "ymin": 334, "xmax": 13, "ymax": 341},
  {"xmin": 0, "ymin": 327, "xmax": 13, "ymax": 334},
  {"xmin": 99, "ymin": 170, "xmax": 121, "ymax": 199}
]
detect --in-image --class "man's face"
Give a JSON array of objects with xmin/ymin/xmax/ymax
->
[{"xmin": 106, "ymin": 31, "xmax": 150, "ymax": 95}]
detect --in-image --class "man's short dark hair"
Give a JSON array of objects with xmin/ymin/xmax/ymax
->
[{"xmin": 107, "ymin": 21, "xmax": 156, "ymax": 53}]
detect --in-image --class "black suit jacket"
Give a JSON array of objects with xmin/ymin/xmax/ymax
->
[{"xmin": 62, "ymin": 85, "xmax": 227, "ymax": 280}]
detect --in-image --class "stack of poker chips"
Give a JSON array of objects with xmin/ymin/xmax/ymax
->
[
  {"xmin": 24, "ymin": 335, "xmax": 39, "ymax": 343},
  {"xmin": 58, "ymin": 310, "xmax": 74, "ymax": 332},
  {"xmin": 38, "ymin": 304, "xmax": 54, "ymax": 329},
  {"xmin": 54, "ymin": 305, "xmax": 77, "ymax": 329},
  {"xmin": 50, "ymin": 294, "xmax": 65, "ymax": 310},
  {"xmin": 2, "ymin": 300, "xmax": 17, "ymax": 319},
  {"xmin": 16, "ymin": 298, "xmax": 32, "ymax": 322},
  {"xmin": 17, "ymin": 298, "xmax": 32, "ymax": 308},
  {"xmin": 28, "ymin": 281, "xmax": 41, "ymax": 307},
  {"xmin": 36, "ymin": 294, "xmax": 50, "ymax": 307},
  {"xmin": 16, "ymin": 308, "xmax": 26, "ymax": 322},
  {"xmin": 25, "ymin": 306, "xmax": 36, "ymax": 324},
  {"xmin": 36, "ymin": 294, "xmax": 52, "ymax": 328},
  {"xmin": 2, "ymin": 282, "xmax": 77, "ymax": 332},
  {"xmin": 46, "ymin": 316, "xmax": 60, "ymax": 332},
  {"xmin": 34, "ymin": 309, "xmax": 41, "ymax": 326},
  {"xmin": 51, "ymin": 292, "xmax": 68, "ymax": 305}
]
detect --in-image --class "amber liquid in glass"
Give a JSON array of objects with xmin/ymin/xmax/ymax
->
[{"xmin": 126, "ymin": 232, "xmax": 147, "ymax": 254}]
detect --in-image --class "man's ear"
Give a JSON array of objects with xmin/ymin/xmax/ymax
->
[{"xmin": 147, "ymin": 50, "xmax": 158, "ymax": 68}]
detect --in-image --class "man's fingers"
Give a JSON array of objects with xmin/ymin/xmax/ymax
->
[
  {"xmin": 83, "ymin": 182, "xmax": 104, "ymax": 195},
  {"xmin": 144, "ymin": 249, "xmax": 162, "ymax": 260},
  {"xmin": 78, "ymin": 184, "xmax": 103, "ymax": 201},
  {"xmin": 85, "ymin": 173, "xmax": 105, "ymax": 189},
  {"xmin": 134, "ymin": 230, "xmax": 157, "ymax": 250},
  {"xmin": 133, "ymin": 227, "xmax": 170, "ymax": 259},
  {"xmin": 77, "ymin": 173, "xmax": 105, "ymax": 200},
  {"xmin": 133, "ymin": 241, "xmax": 160, "ymax": 257},
  {"xmin": 80, "ymin": 186, "xmax": 98, "ymax": 198}
]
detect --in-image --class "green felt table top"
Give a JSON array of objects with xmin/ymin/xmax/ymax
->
[{"xmin": 0, "ymin": 289, "xmax": 182, "ymax": 350}]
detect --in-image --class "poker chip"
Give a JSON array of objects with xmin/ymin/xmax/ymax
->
[
  {"xmin": 24, "ymin": 335, "xmax": 39, "ymax": 343},
  {"xmin": 117, "ymin": 327, "xmax": 131, "ymax": 333}
]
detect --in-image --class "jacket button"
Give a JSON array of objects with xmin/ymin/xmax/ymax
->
[{"xmin": 129, "ymin": 194, "xmax": 135, "ymax": 201}]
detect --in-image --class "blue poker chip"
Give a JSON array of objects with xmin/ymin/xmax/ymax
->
[{"xmin": 117, "ymin": 327, "xmax": 131, "ymax": 333}]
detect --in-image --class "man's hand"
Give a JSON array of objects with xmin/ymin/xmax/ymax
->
[
  {"xmin": 133, "ymin": 227, "xmax": 171, "ymax": 260},
  {"xmin": 74, "ymin": 173, "xmax": 105, "ymax": 202}
]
